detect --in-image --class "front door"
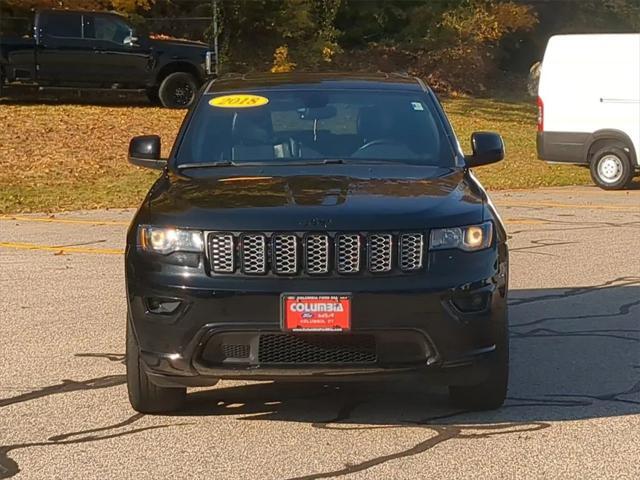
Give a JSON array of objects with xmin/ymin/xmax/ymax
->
[{"xmin": 82, "ymin": 14, "xmax": 152, "ymax": 87}]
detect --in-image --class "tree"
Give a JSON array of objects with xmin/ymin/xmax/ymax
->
[{"xmin": 2, "ymin": 0, "xmax": 153, "ymax": 13}]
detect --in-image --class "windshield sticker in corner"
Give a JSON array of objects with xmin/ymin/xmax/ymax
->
[{"xmin": 209, "ymin": 94, "xmax": 269, "ymax": 108}]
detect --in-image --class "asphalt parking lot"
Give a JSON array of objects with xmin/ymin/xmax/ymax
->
[{"xmin": 1, "ymin": 185, "xmax": 639, "ymax": 479}]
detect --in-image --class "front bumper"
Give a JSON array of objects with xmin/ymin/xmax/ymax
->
[{"xmin": 126, "ymin": 245, "xmax": 508, "ymax": 387}]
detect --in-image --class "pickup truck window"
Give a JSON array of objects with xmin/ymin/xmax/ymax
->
[
  {"xmin": 42, "ymin": 12, "xmax": 81, "ymax": 38},
  {"xmin": 84, "ymin": 15, "xmax": 131, "ymax": 44}
]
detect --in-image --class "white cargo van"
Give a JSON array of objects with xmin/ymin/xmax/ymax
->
[{"xmin": 537, "ymin": 34, "xmax": 640, "ymax": 189}]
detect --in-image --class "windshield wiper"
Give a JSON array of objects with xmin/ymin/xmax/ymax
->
[{"xmin": 176, "ymin": 161, "xmax": 237, "ymax": 169}]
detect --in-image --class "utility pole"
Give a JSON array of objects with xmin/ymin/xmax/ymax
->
[{"xmin": 212, "ymin": 0, "xmax": 219, "ymax": 75}]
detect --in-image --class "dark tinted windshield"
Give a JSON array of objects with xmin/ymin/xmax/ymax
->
[{"xmin": 176, "ymin": 89, "xmax": 453, "ymax": 166}]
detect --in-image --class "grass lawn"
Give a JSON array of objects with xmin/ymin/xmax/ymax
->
[{"xmin": 0, "ymin": 97, "xmax": 591, "ymax": 213}]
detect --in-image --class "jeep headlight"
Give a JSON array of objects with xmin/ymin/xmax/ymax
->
[
  {"xmin": 429, "ymin": 221, "xmax": 493, "ymax": 252},
  {"xmin": 138, "ymin": 226, "xmax": 203, "ymax": 255}
]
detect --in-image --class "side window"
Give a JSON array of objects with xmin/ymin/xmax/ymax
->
[
  {"xmin": 84, "ymin": 15, "xmax": 131, "ymax": 44},
  {"xmin": 43, "ymin": 12, "xmax": 82, "ymax": 38}
]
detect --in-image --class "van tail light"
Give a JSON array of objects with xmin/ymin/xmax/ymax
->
[{"xmin": 537, "ymin": 96, "xmax": 544, "ymax": 132}]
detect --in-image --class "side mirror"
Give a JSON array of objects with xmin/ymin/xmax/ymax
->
[
  {"xmin": 123, "ymin": 35, "xmax": 138, "ymax": 46},
  {"xmin": 128, "ymin": 135, "xmax": 166, "ymax": 170},
  {"xmin": 465, "ymin": 132, "xmax": 505, "ymax": 168}
]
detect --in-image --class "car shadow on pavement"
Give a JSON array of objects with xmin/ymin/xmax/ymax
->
[{"xmin": 178, "ymin": 282, "xmax": 640, "ymax": 426}]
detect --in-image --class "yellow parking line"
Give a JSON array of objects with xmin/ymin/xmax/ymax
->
[
  {"xmin": 0, "ymin": 241, "xmax": 123, "ymax": 255},
  {"xmin": 497, "ymin": 201, "xmax": 639, "ymax": 212},
  {"xmin": 0, "ymin": 215, "xmax": 129, "ymax": 226}
]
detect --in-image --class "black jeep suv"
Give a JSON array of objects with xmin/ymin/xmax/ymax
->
[{"xmin": 125, "ymin": 73, "xmax": 509, "ymax": 413}]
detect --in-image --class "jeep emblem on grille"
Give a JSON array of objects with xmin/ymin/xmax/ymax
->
[{"xmin": 298, "ymin": 218, "xmax": 333, "ymax": 228}]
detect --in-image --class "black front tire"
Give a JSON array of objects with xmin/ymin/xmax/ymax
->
[
  {"xmin": 448, "ymin": 321, "xmax": 509, "ymax": 411},
  {"xmin": 126, "ymin": 315, "xmax": 186, "ymax": 413},
  {"xmin": 158, "ymin": 72, "xmax": 198, "ymax": 109},
  {"xmin": 589, "ymin": 146, "xmax": 634, "ymax": 190}
]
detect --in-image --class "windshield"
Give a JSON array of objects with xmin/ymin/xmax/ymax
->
[{"xmin": 176, "ymin": 89, "xmax": 453, "ymax": 166}]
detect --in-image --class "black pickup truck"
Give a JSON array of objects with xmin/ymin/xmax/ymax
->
[{"xmin": 0, "ymin": 9, "xmax": 214, "ymax": 107}]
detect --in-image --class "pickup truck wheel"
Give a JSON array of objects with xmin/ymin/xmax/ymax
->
[
  {"xmin": 448, "ymin": 321, "xmax": 509, "ymax": 411},
  {"xmin": 590, "ymin": 146, "xmax": 634, "ymax": 190},
  {"xmin": 158, "ymin": 72, "xmax": 198, "ymax": 109},
  {"xmin": 126, "ymin": 315, "xmax": 186, "ymax": 413}
]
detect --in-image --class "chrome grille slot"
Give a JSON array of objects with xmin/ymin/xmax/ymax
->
[
  {"xmin": 272, "ymin": 234, "xmax": 298, "ymax": 274},
  {"xmin": 241, "ymin": 234, "xmax": 267, "ymax": 274},
  {"xmin": 336, "ymin": 234, "xmax": 361, "ymax": 274},
  {"xmin": 305, "ymin": 235, "xmax": 330, "ymax": 274},
  {"xmin": 399, "ymin": 233, "xmax": 424, "ymax": 271},
  {"xmin": 208, "ymin": 233, "xmax": 235, "ymax": 273},
  {"xmin": 368, "ymin": 233, "xmax": 393, "ymax": 273}
]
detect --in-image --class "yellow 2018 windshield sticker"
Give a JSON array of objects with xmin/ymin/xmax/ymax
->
[{"xmin": 209, "ymin": 94, "xmax": 269, "ymax": 108}]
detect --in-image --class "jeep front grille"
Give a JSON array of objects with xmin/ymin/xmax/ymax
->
[
  {"xmin": 367, "ymin": 233, "xmax": 393, "ymax": 273},
  {"xmin": 209, "ymin": 234, "xmax": 235, "ymax": 273},
  {"xmin": 399, "ymin": 233, "xmax": 424, "ymax": 272},
  {"xmin": 272, "ymin": 234, "xmax": 298, "ymax": 274},
  {"xmin": 336, "ymin": 233, "xmax": 361, "ymax": 274},
  {"xmin": 306, "ymin": 234, "xmax": 330, "ymax": 274},
  {"xmin": 207, "ymin": 232, "xmax": 425, "ymax": 276}
]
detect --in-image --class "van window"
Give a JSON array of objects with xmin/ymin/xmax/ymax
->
[{"xmin": 43, "ymin": 12, "xmax": 81, "ymax": 38}]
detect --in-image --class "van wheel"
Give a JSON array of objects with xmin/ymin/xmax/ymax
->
[
  {"xmin": 126, "ymin": 315, "xmax": 186, "ymax": 413},
  {"xmin": 158, "ymin": 72, "xmax": 198, "ymax": 109},
  {"xmin": 590, "ymin": 146, "xmax": 634, "ymax": 190}
]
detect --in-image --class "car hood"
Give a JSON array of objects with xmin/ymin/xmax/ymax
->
[{"xmin": 140, "ymin": 165, "xmax": 485, "ymax": 231}]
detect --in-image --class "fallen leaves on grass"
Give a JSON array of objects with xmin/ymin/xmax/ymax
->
[
  {"xmin": 0, "ymin": 102, "xmax": 184, "ymax": 213},
  {"xmin": 0, "ymin": 98, "xmax": 591, "ymax": 213},
  {"xmin": 443, "ymin": 98, "xmax": 591, "ymax": 189}
]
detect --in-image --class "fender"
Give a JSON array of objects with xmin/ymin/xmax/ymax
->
[{"xmin": 584, "ymin": 129, "xmax": 638, "ymax": 166}]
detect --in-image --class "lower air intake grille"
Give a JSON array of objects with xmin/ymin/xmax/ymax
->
[
  {"xmin": 222, "ymin": 344, "xmax": 250, "ymax": 359},
  {"xmin": 258, "ymin": 334, "xmax": 377, "ymax": 364}
]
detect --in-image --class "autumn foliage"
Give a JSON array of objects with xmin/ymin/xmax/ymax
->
[
  {"xmin": 3, "ymin": 0, "xmax": 640, "ymax": 93},
  {"xmin": 3, "ymin": 0, "xmax": 153, "ymax": 13}
]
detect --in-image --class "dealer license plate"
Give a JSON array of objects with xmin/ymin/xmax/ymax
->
[{"xmin": 281, "ymin": 294, "xmax": 351, "ymax": 332}]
